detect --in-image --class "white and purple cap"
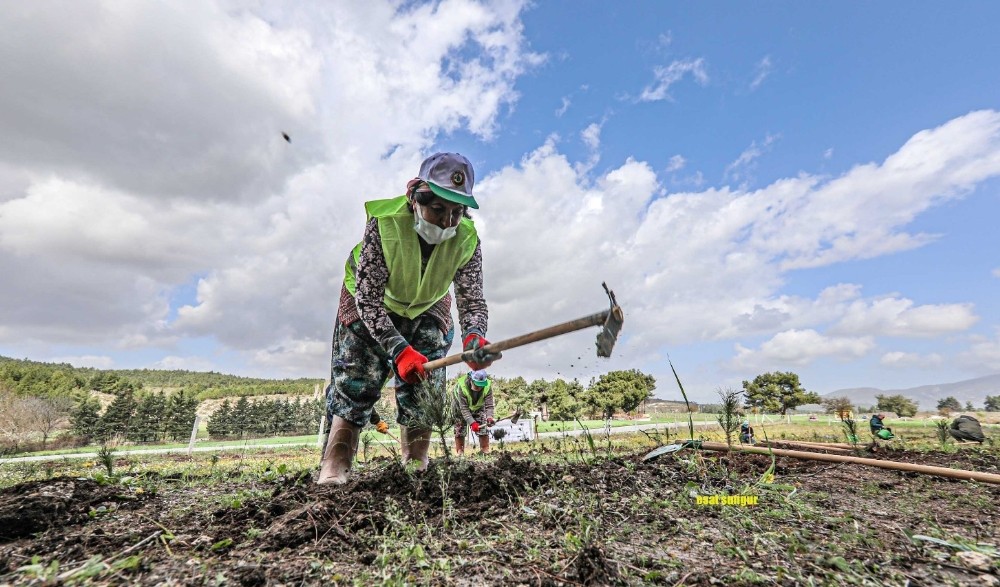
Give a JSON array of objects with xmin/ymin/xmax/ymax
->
[
  {"xmin": 470, "ymin": 369, "xmax": 489, "ymax": 386},
  {"xmin": 416, "ymin": 152, "xmax": 477, "ymax": 209}
]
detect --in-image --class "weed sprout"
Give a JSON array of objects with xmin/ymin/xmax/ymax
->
[
  {"xmin": 408, "ymin": 379, "xmax": 456, "ymax": 463},
  {"xmin": 934, "ymin": 420, "xmax": 950, "ymax": 447},
  {"xmin": 716, "ymin": 387, "xmax": 743, "ymax": 449},
  {"xmin": 97, "ymin": 442, "xmax": 117, "ymax": 476}
]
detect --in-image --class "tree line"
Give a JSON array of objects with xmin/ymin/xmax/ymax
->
[
  {"xmin": 821, "ymin": 393, "xmax": 1000, "ymax": 417},
  {"xmin": 206, "ymin": 396, "xmax": 323, "ymax": 438},
  {"xmin": 0, "ymin": 356, "xmax": 320, "ymax": 400},
  {"xmin": 1, "ymin": 361, "xmax": 659, "ymax": 454},
  {"xmin": 709, "ymin": 372, "xmax": 1000, "ymax": 418},
  {"xmin": 484, "ymin": 369, "xmax": 657, "ymax": 420},
  {"xmin": 71, "ymin": 387, "xmax": 200, "ymax": 444}
]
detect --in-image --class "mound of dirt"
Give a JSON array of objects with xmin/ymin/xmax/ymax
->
[
  {"xmin": 0, "ymin": 478, "xmax": 149, "ymax": 542},
  {"xmin": 1, "ymin": 447, "xmax": 998, "ymax": 585},
  {"xmin": 255, "ymin": 453, "xmax": 553, "ymax": 553}
]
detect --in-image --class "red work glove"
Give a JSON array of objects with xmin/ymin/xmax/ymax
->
[
  {"xmin": 486, "ymin": 417, "xmax": 495, "ymax": 426},
  {"xmin": 463, "ymin": 333, "xmax": 497, "ymax": 369},
  {"xmin": 394, "ymin": 345, "xmax": 428, "ymax": 384},
  {"xmin": 470, "ymin": 421, "xmax": 480, "ymax": 433}
]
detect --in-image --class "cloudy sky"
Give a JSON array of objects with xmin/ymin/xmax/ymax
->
[{"xmin": 2, "ymin": 1, "xmax": 999, "ymax": 402}]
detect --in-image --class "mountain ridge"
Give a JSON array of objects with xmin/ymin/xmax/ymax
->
[{"xmin": 822, "ymin": 373, "xmax": 1000, "ymax": 410}]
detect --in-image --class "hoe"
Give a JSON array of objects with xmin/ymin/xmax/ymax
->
[{"xmin": 422, "ymin": 282, "xmax": 625, "ymax": 372}]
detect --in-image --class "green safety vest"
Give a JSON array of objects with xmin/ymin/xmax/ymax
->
[
  {"xmin": 344, "ymin": 196, "xmax": 478, "ymax": 319},
  {"xmin": 455, "ymin": 375, "xmax": 491, "ymax": 412}
]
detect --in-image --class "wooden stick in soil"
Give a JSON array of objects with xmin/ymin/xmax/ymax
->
[
  {"xmin": 762, "ymin": 439, "xmax": 860, "ymax": 450},
  {"xmin": 696, "ymin": 441, "xmax": 1000, "ymax": 485},
  {"xmin": 755, "ymin": 440, "xmax": 857, "ymax": 455}
]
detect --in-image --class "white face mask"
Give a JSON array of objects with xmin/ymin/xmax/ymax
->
[{"xmin": 413, "ymin": 204, "xmax": 457, "ymax": 244}]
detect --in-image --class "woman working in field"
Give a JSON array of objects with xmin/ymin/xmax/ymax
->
[{"xmin": 318, "ymin": 153, "xmax": 499, "ymax": 484}]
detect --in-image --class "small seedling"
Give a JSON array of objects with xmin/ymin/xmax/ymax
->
[
  {"xmin": 934, "ymin": 420, "xmax": 950, "ymax": 446},
  {"xmin": 575, "ymin": 418, "xmax": 598, "ymax": 458},
  {"xmin": 840, "ymin": 415, "xmax": 860, "ymax": 451},
  {"xmin": 408, "ymin": 378, "xmax": 457, "ymax": 463},
  {"xmin": 716, "ymin": 387, "xmax": 743, "ymax": 449},
  {"xmin": 97, "ymin": 442, "xmax": 117, "ymax": 476}
]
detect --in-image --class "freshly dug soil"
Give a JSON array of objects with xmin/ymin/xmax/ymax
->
[{"xmin": 1, "ymin": 448, "xmax": 998, "ymax": 585}]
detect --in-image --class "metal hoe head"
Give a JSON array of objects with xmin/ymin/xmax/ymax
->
[
  {"xmin": 493, "ymin": 409, "xmax": 522, "ymax": 426},
  {"xmin": 595, "ymin": 282, "xmax": 625, "ymax": 358}
]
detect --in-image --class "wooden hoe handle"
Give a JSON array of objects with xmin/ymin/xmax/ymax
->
[{"xmin": 422, "ymin": 309, "xmax": 611, "ymax": 372}]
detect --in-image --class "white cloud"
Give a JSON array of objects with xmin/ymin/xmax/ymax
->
[
  {"xmin": 993, "ymin": 268, "xmax": 1000, "ymax": 278},
  {"xmin": 765, "ymin": 110, "xmax": 1000, "ymax": 270},
  {"xmin": 675, "ymin": 170, "xmax": 705, "ymax": 187},
  {"xmin": 474, "ymin": 111, "xmax": 1000, "ymax": 381},
  {"xmin": 0, "ymin": 1, "xmax": 541, "ymax": 369},
  {"xmin": 251, "ymin": 339, "xmax": 330, "ymax": 378},
  {"xmin": 575, "ymin": 121, "xmax": 605, "ymax": 175},
  {"xmin": 666, "ymin": 155, "xmax": 686, "ymax": 172},
  {"xmin": 823, "ymin": 148, "xmax": 834, "ymax": 160},
  {"xmin": 556, "ymin": 97, "xmax": 571, "ymax": 117},
  {"xmin": 749, "ymin": 56, "xmax": 773, "ymax": 91},
  {"xmin": 722, "ymin": 284, "xmax": 975, "ymax": 341},
  {"xmin": 152, "ymin": 355, "xmax": 218, "ymax": 372},
  {"xmin": 832, "ymin": 297, "xmax": 978, "ymax": 337},
  {"xmin": 2, "ymin": 3, "xmax": 1000, "ymax": 389},
  {"xmin": 880, "ymin": 351, "xmax": 944, "ymax": 368},
  {"xmin": 0, "ymin": 2, "xmax": 320, "ymax": 202},
  {"xmin": 959, "ymin": 329, "xmax": 1000, "ymax": 372},
  {"xmin": 47, "ymin": 355, "xmax": 116, "ymax": 370},
  {"xmin": 0, "ymin": 178, "xmax": 227, "ymax": 271},
  {"xmin": 724, "ymin": 134, "xmax": 780, "ymax": 185},
  {"xmin": 638, "ymin": 58, "xmax": 709, "ymax": 102},
  {"xmin": 581, "ymin": 123, "xmax": 602, "ymax": 151},
  {"xmin": 731, "ymin": 330, "xmax": 875, "ymax": 369}
]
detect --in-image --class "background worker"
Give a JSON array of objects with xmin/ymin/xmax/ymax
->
[
  {"xmin": 318, "ymin": 152, "xmax": 498, "ymax": 485},
  {"xmin": 369, "ymin": 409, "xmax": 389, "ymax": 435},
  {"xmin": 948, "ymin": 414, "xmax": 985, "ymax": 443},
  {"xmin": 739, "ymin": 419, "xmax": 755, "ymax": 445},
  {"xmin": 453, "ymin": 369, "xmax": 495, "ymax": 454},
  {"xmin": 870, "ymin": 413, "xmax": 894, "ymax": 439}
]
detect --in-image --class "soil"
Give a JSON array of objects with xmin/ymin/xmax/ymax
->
[{"xmin": 1, "ymin": 446, "xmax": 999, "ymax": 586}]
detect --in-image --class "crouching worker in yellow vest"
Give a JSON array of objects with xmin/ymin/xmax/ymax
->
[
  {"xmin": 318, "ymin": 153, "xmax": 500, "ymax": 485},
  {"xmin": 453, "ymin": 370, "xmax": 495, "ymax": 454}
]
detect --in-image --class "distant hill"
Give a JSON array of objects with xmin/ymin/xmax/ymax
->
[
  {"xmin": 822, "ymin": 374, "xmax": 1000, "ymax": 411},
  {"xmin": 646, "ymin": 397, "xmax": 699, "ymax": 412},
  {"xmin": 0, "ymin": 355, "xmax": 323, "ymax": 400}
]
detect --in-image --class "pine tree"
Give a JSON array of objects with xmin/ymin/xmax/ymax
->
[
  {"xmin": 70, "ymin": 395, "xmax": 102, "ymax": 441},
  {"xmin": 207, "ymin": 399, "xmax": 233, "ymax": 438},
  {"xmin": 246, "ymin": 399, "xmax": 268, "ymax": 437},
  {"xmin": 291, "ymin": 397, "xmax": 307, "ymax": 434},
  {"xmin": 164, "ymin": 389, "xmax": 199, "ymax": 441},
  {"xmin": 232, "ymin": 396, "xmax": 251, "ymax": 438},
  {"xmin": 310, "ymin": 398, "xmax": 325, "ymax": 433},
  {"xmin": 274, "ymin": 399, "xmax": 294, "ymax": 435},
  {"xmin": 131, "ymin": 391, "xmax": 167, "ymax": 443},
  {"xmin": 98, "ymin": 387, "xmax": 137, "ymax": 442}
]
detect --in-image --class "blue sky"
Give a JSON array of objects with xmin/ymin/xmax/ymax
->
[{"xmin": 1, "ymin": 1, "xmax": 998, "ymax": 403}]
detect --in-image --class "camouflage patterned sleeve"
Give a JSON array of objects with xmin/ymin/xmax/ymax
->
[
  {"xmin": 454, "ymin": 242, "xmax": 488, "ymax": 338},
  {"xmin": 355, "ymin": 218, "xmax": 408, "ymax": 358}
]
